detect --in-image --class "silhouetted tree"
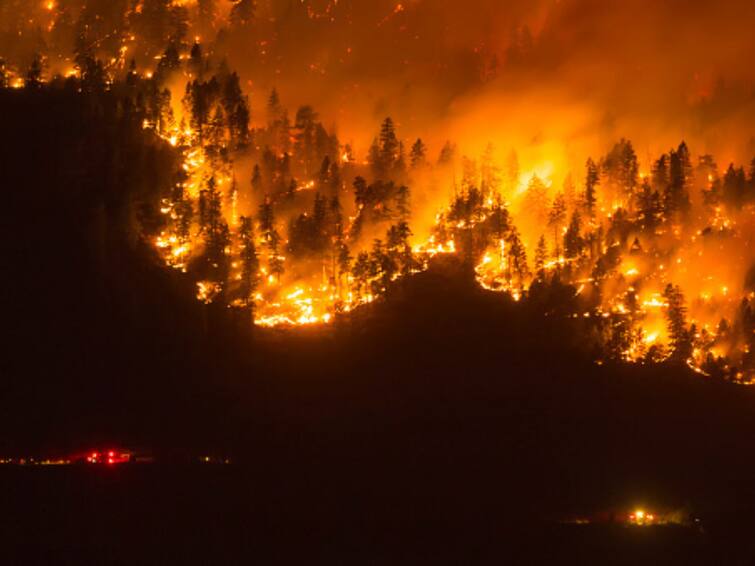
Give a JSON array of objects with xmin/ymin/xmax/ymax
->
[
  {"xmin": 26, "ymin": 54, "xmax": 44, "ymax": 88},
  {"xmin": 438, "ymin": 141, "xmax": 456, "ymax": 165},
  {"xmin": 534, "ymin": 235, "xmax": 548, "ymax": 282},
  {"xmin": 665, "ymin": 142, "xmax": 691, "ymax": 219},
  {"xmin": 237, "ymin": 215, "xmax": 259, "ymax": 308},
  {"xmin": 602, "ymin": 138, "xmax": 638, "ymax": 203},
  {"xmin": 506, "ymin": 228, "xmax": 529, "ymax": 289},
  {"xmin": 564, "ymin": 210, "xmax": 584, "ymax": 260},
  {"xmin": 222, "ymin": 72, "xmax": 250, "ymax": 147},
  {"xmin": 585, "ymin": 158, "xmax": 599, "ymax": 218},
  {"xmin": 548, "ymin": 192, "xmax": 567, "ymax": 255},
  {"xmin": 663, "ymin": 283, "xmax": 692, "ymax": 362},
  {"xmin": 258, "ymin": 196, "xmax": 284, "ymax": 281},
  {"xmin": 386, "ymin": 221, "xmax": 415, "ymax": 276},
  {"xmin": 352, "ymin": 252, "xmax": 371, "ymax": 298},
  {"xmin": 410, "ymin": 138, "xmax": 427, "ymax": 168},
  {"xmin": 723, "ymin": 163, "xmax": 747, "ymax": 208},
  {"xmin": 636, "ymin": 178, "xmax": 662, "ymax": 233}
]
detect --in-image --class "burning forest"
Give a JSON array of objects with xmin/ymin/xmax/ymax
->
[
  {"xmin": 8, "ymin": 2, "xmax": 755, "ymax": 564},
  {"xmin": 2, "ymin": 0, "xmax": 755, "ymax": 384}
]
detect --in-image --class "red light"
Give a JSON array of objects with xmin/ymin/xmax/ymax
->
[
  {"xmin": 108, "ymin": 451, "xmax": 114, "ymax": 458},
  {"xmin": 107, "ymin": 458, "xmax": 114, "ymax": 464},
  {"xmin": 91, "ymin": 452, "xmax": 98, "ymax": 459}
]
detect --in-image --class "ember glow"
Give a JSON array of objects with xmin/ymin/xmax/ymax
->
[{"xmin": 4, "ymin": 0, "xmax": 755, "ymax": 382}]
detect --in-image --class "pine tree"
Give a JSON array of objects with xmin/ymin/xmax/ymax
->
[
  {"xmin": 156, "ymin": 44, "xmax": 181, "ymax": 81},
  {"xmin": 636, "ymin": 178, "xmax": 661, "ymax": 232},
  {"xmin": 237, "ymin": 216, "xmax": 259, "ymax": 307},
  {"xmin": 700, "ymin": 162, "xmax": 721, "ymax": 208},
  {"xmin": 369, "ymin": 239, "xmax": 397, "ymax": 295},
  {"xmin": 329, "ymin": 195, "xmax": 347, "ymax": 287},
  {"xmin": 258, "ymin": 197, "xmax": 284, "ymax": 281},
  {"xmin": 352, "ymin": 252, "xmax": 371, "ymax": 299},
  {"xmin": 258, "ymin": 197, "xmax": 275, "ymax": 237},
  {"xmin": 206, "ymin": 106, "xmax": 225, "ymax": 151},
  {"xmin": 665, "ymin": 143, "xmax": 691, "ymax": 219},
  {"xmin": 222, "ymin": 72, "xmax": 249, "ymax": 147},
  {"xmin": 585, "ymin": 157, "xmax": 599, "ymax": 218},
  {"xmin": 26, "ymin": 54, "xmax": 44, "ymax": 88},
  {"xmin": 488, "ymin": 194, "xmax": 510, "ymax": 243},
  {"xmin": 548, "ymin": 192, "xmax": 567, "ymax": 255},
  {"xmin": 410, "ymin": 138, "xmax": 427, "ymax": 168},
  {"xmin": 602, "ymin": 138, "xmax": 638, "ymax": 202},
  {"xmin": 534, "ymin": 235, "xmax": 548, "ymax": 282},
  {"xmin": 379, "ymin": 117, "xmax": 399, "ymax": 170},
  {"xmin": 184, "ymin": 76, "xmax": 221, "ymax": 142},
  {"xmin": 722, "ymin": 164, "xmax": 747, "ymax": 208},
  {"xmin": 564, "ymin": 210, "xmax": 584, "ymax": 259},
  {"xmin": 652, "ymin": 154, "xmax": 669, "ymax": 194},
  {"xmin": 438, "ymin": 141, "xmax": 456, "ymax": 165},
  {"xmin": 267, "ymin": 88, "xmax": 282, "ymax": 125},
  {"xmin": 202, "ymin": 177, "xmax": 227, "ymax": 269},
  {"xmin": 386, "ymin": 221, "xmax": 414, "ymax": 276},
  {"xmin": 268, "ymin": 247, "xmax": 284, "ymax": 282},
  {"xmin": 278, "ymin": 111, "xmax": 292, "ymax": 154},
  {"xmin": 506, "ymin": 228, "xmax": 528, "ymax": 289},
  {"xmin": 663, "ymin": 283, "xmax": 692, "ymax": 362}
]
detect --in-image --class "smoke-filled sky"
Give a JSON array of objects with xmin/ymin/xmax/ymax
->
[
  {"xmin": 223, "ymin": 0, "xmax": 755, "ymax": 169},
  {"xmin": 235, "ymin": 0, "xmax": 755, "ymax": 177},
  {"xmin": 3, "ymin": 0, "xmax": 755, "ymax": 167}
]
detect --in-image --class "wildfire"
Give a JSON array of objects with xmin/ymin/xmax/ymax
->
[
  {"xmin": 7, "ymin": 6, "xmax": 746, "ymax": 384},
  {"xmin": 138, "ymin": 98, "xmax": 755, "ymax": 383}
]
